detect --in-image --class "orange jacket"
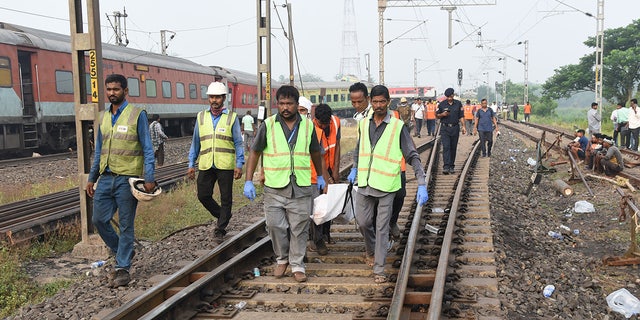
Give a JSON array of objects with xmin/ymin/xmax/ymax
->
[
  {"xmin": 426, "ymin": 103, "xmax": 437, "ymax": 120},
  {"xmin": 463, "ymin": 104, "xmax": 474, "ymax": 120},
  {"xmin": 311, "ymin": 115, "xmax": 340, "ymax": 183},
  {"xmin": 524, "ymin": 103, "xmax": 531, "ymax": 114}
]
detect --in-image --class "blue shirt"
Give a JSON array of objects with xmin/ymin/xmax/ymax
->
[
  {"xmin": 88, "ymin": 100, "xmax": 155, "ymax": 183},
  {"xmin": 188, "ymin": 109, "xmax": 245, "ymax": 169},
  {"xmin": 578, "ymin": 136, "xmax": 589, "ymax": 152},
  {"xmin": 475, "ymin": 108, "xmax": 495, "ymax": 132}
]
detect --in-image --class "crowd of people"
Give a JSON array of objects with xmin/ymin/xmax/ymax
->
[{"xmin": 87, "ymin": 73, "xmax": 626, "ymax": 288}]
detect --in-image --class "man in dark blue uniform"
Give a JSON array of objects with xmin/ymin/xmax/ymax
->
[{"xmin": 436, "ymin": 88, "xmax": 466, "ymax": 174}]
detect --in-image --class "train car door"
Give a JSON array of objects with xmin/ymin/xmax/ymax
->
[{"xmin": 17, "ymin": 50, "xmax": 38, "ymax": 149}]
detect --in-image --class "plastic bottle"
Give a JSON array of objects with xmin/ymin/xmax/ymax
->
[
  {"xmin": 543, "ymin": 284, "xmax": 555, "ymax": 298},
  {"xmin": 547, "ymin": 231, "xmax": 564, "ymax": 240},
  {"xmin": 253, "ymin": 267, "xmax": 260, "ymax": 277},
  {"xmin": 91, "ymin": 260, "xmax": 105, "ymax": 269},
  {"xmin": 573, "ymin": 229, "xmax": 580, "ymax": 235},
  {"xmin": 560, "ymin": 225, "xmax": 571, "ymax": 231},
  {"xmin": 235, "ymin": 301, "xmax": 247, "ymax": 309}
]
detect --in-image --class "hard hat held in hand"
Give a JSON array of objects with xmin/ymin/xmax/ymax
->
[
  {"xmin": 206, "ymin": 82, "xmax": 227, "ymax": 95},
  {"xmin": 128, "ymin": 178, "xmax": 162, "ymax": 201}
]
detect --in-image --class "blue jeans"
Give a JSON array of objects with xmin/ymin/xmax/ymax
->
[{"xmin": 92, "ymin": 174, "xmax": 138, "ymax": 270}]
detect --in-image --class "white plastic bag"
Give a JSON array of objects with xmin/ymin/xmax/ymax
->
[
  {"xmin": 574, "ymin": 200, "xmax": 595, "ymax": 213},
  {"xmin": 607, "ymin": 288, "xmax": 640, "ymax": 318},
  {"xmin": 312, "ymin": 184, "xmax": 356, "ymax": 225}
]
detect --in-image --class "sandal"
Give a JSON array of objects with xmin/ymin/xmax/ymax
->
[
  {"xmin": 374, "ymin": 274, "xmax": 387, "ymax": 283},
  {"xmin": 364, "ymin": 254, "xmax": 374, "ymax": 267}
]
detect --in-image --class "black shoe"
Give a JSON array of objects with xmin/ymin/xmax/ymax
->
[
  {"xmin": 443, "ymin": 170, "xmax": 450, "ymax": 175},
  {"xmin": 111, "ymin": 269, "xmax": 130, "ymax": 287},
  {"xmin": 448, "ymin": 168, "xmax": 455, "ymax": 174},
  {"xmin": 214, "ymin": 231, "xmax": 225, "ymax": 242},
  {"xmin": 316, "ymin": 240, "xmax": 329, "ymax": 256}
]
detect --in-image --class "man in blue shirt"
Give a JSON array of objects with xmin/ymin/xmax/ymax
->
[
  {"xmin": 187, "ymin": 82, "xmax": 244, "ymax": 242},
  {"xmin": 86, "ymin": 74, "xmax": 156, "ymax": 287},
  {"xmin": 474, "ymin": 99, "xmax": 498, "ymax": 157},
  {"xmin": 569, "ymin": 129, "xmax": 589, "ymax": 161}
]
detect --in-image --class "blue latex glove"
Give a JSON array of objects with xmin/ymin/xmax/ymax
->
[
  {"xmin": 243, "ymin": 181, "xmax": 256, "ymax": 201},
  {"xmin": 348, "ymin": 167, "xmax": 357, "ymax": 184},
  {"xmin": 317, "ymin": 176, "xmax": 326, "ymax": 192},
  {"xmin": 417, "ymin": 185, "xmax": 429, "ymax": 206}
]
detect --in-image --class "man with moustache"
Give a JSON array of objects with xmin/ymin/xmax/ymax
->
[
  {"xmin": 347, "ymin": 84, "xmax": 428, "ymax": 283},
  {"xmin": 243, "ymin": 85, "xmax": 325, "ymax": 283},
  {"xmin": 349, "ymin": 82, "xmax": 371, "ymax": 121},
  {"xmin": 86, "ymin": 74, "xmax": 156, "ymax": 287},
  {"xmin": 187, "ymin": 81, "xmax": 244, "ymax": 242}
]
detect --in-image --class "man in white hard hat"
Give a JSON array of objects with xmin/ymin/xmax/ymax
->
[
  {"xmin": 86, "ymin": 74, "xmax": 156, "ymax": 288},
  {"xmin": 187, "ymin": 81, "xmax": 245, "ymax": 242}
]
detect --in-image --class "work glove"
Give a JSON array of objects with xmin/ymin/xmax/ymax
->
[
  {"xmin": 417, "ymin": 185, "xmax": 429, "ymax": 206},
  {"xmin": 348, "ymin": 167, "xmax": 357, "ymax": 184},
  {"xmin": 317, "ymin": 176, "xmax": 326, "ymax": 192},
  {"xmin": 243, "ymin": 181, "xmax": 256, "ymax": 201}
]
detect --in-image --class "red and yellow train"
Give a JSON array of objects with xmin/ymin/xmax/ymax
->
[{"xmin": 0, "ymin": 22, "xmax": 275, "ymax": 154}]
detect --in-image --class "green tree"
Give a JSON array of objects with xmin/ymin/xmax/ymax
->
[{"xmin": 543, "ymin": 19, "xmax": 640, "ymax": 103}]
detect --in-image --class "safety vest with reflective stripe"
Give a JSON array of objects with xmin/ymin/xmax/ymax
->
[
  {"xmin": 263, "ymin": 115, "xmax": 314, "ymax": 188},
  {"xmin": 196, "ymin": 110, "xmax": 237, "ymax": 170},
  {"xmin": 357, "ymin": 116, "xmax": 403, "ymax": 192},
  {"xmin": 390, "ymin": 110, "xmax": 406, "ymax": 172},
  {"xmin": 426, "ymin": 103, "xmax": 437, "ymax": 120},
  {"xmin": 99, "ymin": 105, "xmax": 144, "ymax": 176},
  {"xmin": 464, "ymin": 104, "xmax": 474, "ymax": 120},
  {"xmin": 311, "ymin": 115, "xmax": 340, "ymax": 183}
]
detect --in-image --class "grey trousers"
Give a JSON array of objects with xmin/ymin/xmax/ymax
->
[
  {"xmin": 355, "ymin": 191, "xmax": 395, "ymax": 275},
  {"xmin": 264, "ymin": 192, "xmax": 310, "ymax": 273}
]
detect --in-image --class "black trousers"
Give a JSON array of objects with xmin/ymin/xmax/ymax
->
[
  {"xmin": 440, "ymin": 125, "xmax": 460, "ymax": 170},
  {"xmin": 197, "ymin": 167, "xmax": 234, "ymax": 235}
]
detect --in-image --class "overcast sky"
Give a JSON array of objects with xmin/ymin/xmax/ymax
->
[{"xmin": 0, "ymin": 0, "xmax": 635, "ymax": 97}]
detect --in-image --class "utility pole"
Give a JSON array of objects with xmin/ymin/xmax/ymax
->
[
  {"xmin": 160, "ymin": 30, "xmax": 175, "ymax": 55},
  {"xmin": 339, "ymin": 0, "xmax": 362, "ymax": 80},
  {"xmin": 69, "ymin": 0, "xmax": 109, "ymax": 258},
  {"xmin": 106, "ymin": 8, "xmax": 128, "ymax": 46},
  {"xmin": 441, "ymin": 6, "xmax": 456, "ymax": 49},
  {"xmin": 522, "ymin": 40, "xmax": 529, "ymax": 104},
  {"xmin": 286, "ymin": 3, "xmax": 294, "ymax": 86},
  {"xmin": 413, "ymin": 58, "xmax": 418, "ymax": 94},
  {"xmin": 378, "ymin": 0, "xmax": 386, "ymax": 85},
  {"xmin": 257, "ymin": 0, "xmax": 272, "ymax": 117},
  {"xmin": 500, "ymin": 56, "xmax": 507, "ymax": 105},
  {"xmin": 365, "ymin": 53, "xmax": 371, "ymax": 83},
  {"xmin": 594, "ymin": 0, "xmax": 604, "ymax": 123}
]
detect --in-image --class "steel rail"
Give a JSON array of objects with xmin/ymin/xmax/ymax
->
[{"xmin": 426, "ymin": 140, "xmax": 480, "ymax": 319}]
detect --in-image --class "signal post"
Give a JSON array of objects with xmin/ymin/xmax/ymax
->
[{"xmin": 69, "ymin": 0, "xmax": 110, "ymax": 258}]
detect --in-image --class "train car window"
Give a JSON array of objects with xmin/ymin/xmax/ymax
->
[
  {"xmin": 55, "ymin": 70, "xmax": 73, "ymax": 94},
  {"xmin": 310, "ymin": 96, "xmax": 316, "ymax": 103},
  {"xmin": 254, "ymin": 94, "xmax": 258, "ymax": 105},
  {"xmin": 128, "ymin": 78, "xmax": 140, "ymax": 97},
  {"xmin": 189, "ymin": 83, "xmax": 197, "ymax": 99},
  {"xmin": 326, "ymin": 95, "xmax": 332, "ymax": 103},
  {"xmin": 341, "ymin": 94, "xmax": 346, "ymax": 102},
  {"xmin": 0, "ymin": 57, "xmax": 11, "ymax": 87},
  {"xmin": 162, "ymin": 81, "xmax": 172, "ymax": 98},
  {"xmin": 200, "ymin": 85, "xmax": 207, "ymax": 99},
  {"xmin": 146, "ymin": 79, "xmax": 157, "ymax": 97},
  {"xmin": 333, "ymin": 94, "xmax": 338, "ymax": 102},
  {"xmin": 242, "ymin": 93, "xmax": 246, "ymax": 105},
  {"xmin": 176, "ymin": 82, "xmax": 185, "ymax": 99}
]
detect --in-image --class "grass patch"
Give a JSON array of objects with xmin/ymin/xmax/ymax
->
[
  {"xmin": 0, "ymin": 176, "xmax": 77, "ymax": 205},
  {"xmin": 135, "ymin": 178, "xmax": 263, "ymax": 241},
  {"xmin": 0, "ymin": 225, "xmax": 80, "ymax": 318}
]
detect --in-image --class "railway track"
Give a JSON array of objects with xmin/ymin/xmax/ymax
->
[
  {"xmin": 0, "ymin": 150, "xmax": 77, "ymax": 170},
  {"xmin": 101, "ymin": 134, "xmax": 502, "ymax": 319},
  {"xmin": 501, "ymin": 120, "xmax": 640, "ymax": 187},
  {"xmin": 0, "ymin": 162, "xmax": 189, "ymax": 245}
]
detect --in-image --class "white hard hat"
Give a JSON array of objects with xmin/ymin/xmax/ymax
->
[
  {"xmin": 128, "ymin": 178, "xmax": 162, "ymax": 201},
  {"xmin": 206, "ymin": 82, "xmax": 227, "ymax": 96},
  {"xmin": 298, "ymin": 96, "xmax": 312, "ymax": 112}
]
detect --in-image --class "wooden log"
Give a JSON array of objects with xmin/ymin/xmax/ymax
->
[{"xmin": 553, "ymin": 179, "xmax": 574, "ymax": 197}]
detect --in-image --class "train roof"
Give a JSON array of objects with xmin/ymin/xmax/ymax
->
[
  {"xmin": 302, "ymin": 81, "xmax": 374, "ymax": 90},
  {"xmin": 0, "ymin": 22, "xmax": 214, "ymax": 75}
]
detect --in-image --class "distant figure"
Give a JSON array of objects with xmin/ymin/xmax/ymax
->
[
  {"xmin": 436, "ymin": 88, "xmax": 466, "ymax": 174},
  {"xmin": 512, "ymin": 103, "xmax": 519, "ymax": 121},
  {"xmin": 463, "ymin": 99, "xmax": 474, "ymax": 135},
  {"xmin": 523, "ymin": 101, "xmax": 532, "ymax": 122},
  {"xmin": 629, "ymin": 99, "xmax": 640, "ymax": 151},
  {"xmin": 587, "ymin": 102, "xmax": 601, "ymax": 136},
  {"xmin": 241, "ymin": 110, "xmax": 256, "ymax": 152},
  {"xmin": 474, "ymin": 99, "xmax": 498, "ymax": 157},
  {"xmin": 611, "ymin": 103, "xmax": 622, "ymax": 146},
  {"xmin": 617, "ymin": 102, "xmax": 630, "ymax": 149},
  {"xmin": 411, "ymin": 98, "xmax": 424, "ymax": 138},
  {"xmin": 425, "ymin": 99, "xmax": 437, "ymax": 136},
  {"xmin": 396, "ymin": 97, "xmax": 413, "ymax": 131},
  {"xmin": 598, "ymin": 137, "xmax": 624, "ymax": 176},
  {"xmin": 149, "ymin": 114, "xmax": 168, "ymax": 167},
  {"xmin": 187, "ymin": 82, "xmax": 244, "ymax": 242}
]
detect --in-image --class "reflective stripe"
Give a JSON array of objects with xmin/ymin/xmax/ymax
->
[
  {"xmin": 99, "ymin": 104, "xmax": 144, "ymax": 176},
  {"xmin": 357, "ymin": 116, "xmax": 402, "ymax": 192},
  {"xmin": 197, "ymin": 110, "xmax": 237, "ymax": 170}
]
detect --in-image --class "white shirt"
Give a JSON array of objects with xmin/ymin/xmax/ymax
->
[
  {"xmin": 490, "ymin": 104, "xmax": 499, "ymax": 114},
  {"xmin": 412, "ymin": 103, "xmax": 424, "ymax": 119},
  {"xmin": 628, "ymin": 105, "xmax": 640, "ymax": 129}
]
